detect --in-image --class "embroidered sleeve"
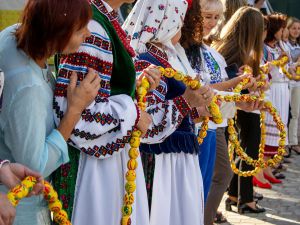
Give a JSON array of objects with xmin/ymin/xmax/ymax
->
[
  {"xmin": 54, "ymin": 20, "xmax": 137, "ymax": 159},
  {"xmin": 134, "ymin": 59, "xmax": 192, "ymax": 144}
]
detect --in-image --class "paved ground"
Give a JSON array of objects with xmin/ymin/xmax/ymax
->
[{"xmin": 218, "ymin": 153, "xmax": 300, "ymax": 225}]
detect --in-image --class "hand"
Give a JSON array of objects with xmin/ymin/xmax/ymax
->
[
  {"xmin": 137, "ymin": 65, "xmax": 161, "ymax": 91},
  {"xmin": 182, "ymin": 85, "xmax": 214, "ymax": 107},
  {"xmin": 236, "ymin": 98, "xmax": 264, "ymax": 112},
  {"xmin": 136, "ymin": 111, "xmax": 152, "ymax": 137},
  {"xmin": 0, "ymin": 163, "xmax": 44, "ymax": 195},
  {"xmin": 67, "ymin": 69, "xmax": 101, "ymax": 115},
  {"xmin": 245, "ymin": 76, "xmax": 258, "ymax": 92},
  {"xmin": 0, "ymin": 193, "xmax": 15, "ymax": 225},
  {"xmin": 196, "ymin": 106, "xmax": 211, "ymax": 117},
  {"xmin": 230, "ymin": 74, "xmax": 251, "ymax": 88}
]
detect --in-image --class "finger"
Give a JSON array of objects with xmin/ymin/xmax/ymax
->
[
  {"xmin": 198, "ymin": 86, "xmax": 210, "ymax": 95},
  {"xmin": 24, "ymin": 167, "xmax": 42, "ymax": 180},
  {"xmin": 84, "ymin": 68, "xmax": 98, "ymax": 83},
  {"xmin": 68, "ymin": 71, "xmax": 78, "ymax": 92},
  {"xmin": 29, "ymin": 183, "xmax": 44, "ymax": 196},
  {"xmin": 137, "ymin": 73, "xmax": 145, "ymax": 87},
  {"xmin": 147, "ymin": 76, "xmax": 156, "ymax": 89},
  {"xmin": 2, "ymin": 215, "xmax": 11, "ymax": 225},
  {"xmin": 91, "ymin": 75, "xmax": 101, "ymax": 87},
  {"xmin": 8, "ymin": 208, "xmax": 15, "ymax": 225},
  {"xmin": 148, "ymin": 68, "xmax": 161, "ymax": 79},
  {"xmin": 0, "ymin": 217, "xmax": 4, "ymax": 225}
]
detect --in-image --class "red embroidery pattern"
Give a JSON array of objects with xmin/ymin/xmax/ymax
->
[{"xmin": 91, "ymin": 0, "xmax": 136, "ymax": 57}]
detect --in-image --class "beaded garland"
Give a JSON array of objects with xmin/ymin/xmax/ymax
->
[
  {"xmin": 224, "ymin": 65, "xmax": 286, "ymax": 176},
  {"xmin": 270, "ymin": 55, "xmax": 300, "ymax": 80},
  {"xmin": 7, "ymin": 176, "xmax": 71, "ymax": 225},
  {"xmin": 121, "ymin": 66, "xmax": 222, "ymax": 225}
]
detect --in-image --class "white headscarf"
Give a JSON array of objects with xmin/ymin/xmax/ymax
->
[{"xmin": 123, "ymin": 0, "xmax": 189, "ymax": 54}]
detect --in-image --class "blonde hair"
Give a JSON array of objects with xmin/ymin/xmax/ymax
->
[
  {"xmin": 287, "ymin": 17, "xmax": 300, "ymax": 44},
  {"xmin": 201, "ymin": 0, "xmax": 224, "ymax": 14},
  {"xmin": 222, "ymin": 0, "xmax": 247, "ymax": 23},
  {"xmin": 213, "ymin": 6, "xmax": 264, "ymax": 77}
]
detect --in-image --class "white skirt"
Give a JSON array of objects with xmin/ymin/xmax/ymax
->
[
  {"xmin": 265, "ymin": 82, "xmax": 289, "ymax": 147},
  {"xmin": 150, "ymin": 152, "xmax": 204, "ymax": 225},
  {"xmin": 72, "ymin": 146, "xmax": 149, "ymax": 225}
]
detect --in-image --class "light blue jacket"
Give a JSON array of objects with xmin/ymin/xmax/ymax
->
[{"xmin": 0, "ymin": 25, "xmax": 69, "ymax": 225}]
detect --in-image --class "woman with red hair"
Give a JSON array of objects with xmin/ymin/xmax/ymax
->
[{"xmin": 0, "ymin": 0, "xmax": 98, "ymax": 224}]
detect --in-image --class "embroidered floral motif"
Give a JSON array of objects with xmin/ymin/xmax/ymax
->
[
  {"xmin": 75, "ymin": 129, "xmax": 133, "ymax": 157},
  {"xmin": 82, "ymin": 109, "xmax": 118, "ymax": 125},
  {"xmin": 202, "ymin": 49, "xmax": 222, "ymax": 84}
]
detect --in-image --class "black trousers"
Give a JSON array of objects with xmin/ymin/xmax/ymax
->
[{"xmin": 228, "ymin": 110, "xmax": 261, "ymax": 203}]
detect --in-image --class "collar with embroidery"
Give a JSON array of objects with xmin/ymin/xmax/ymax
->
[{"xmin": 90, "ymin": 0, "xmax": 136, "ymax": 57}]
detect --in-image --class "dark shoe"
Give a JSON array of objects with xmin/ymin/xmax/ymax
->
[
  {"xmin": 283, "ymin": 158, "xmax": 292, "ymax": 163},
  {"xmin": 214, "ymin": 211, "xmax": 227, "ymax": 224},
  {"xmin": 291, "ymin": 145, "xmax": 300, "ymax": 155},
  {"xmin": 238, "ymin": 203, "xmax": 266, "ymax": 214},
  {"xmin": 274, "ymin": 173, "xmax": 285, "ymax": 179},
  {"xmin": 274, "ymin": 163, "xmax": 287, "ymax": 172},
  {"xmin": 284, "ymin": 147, "xmax": 291, "ymax": 158},
  {"xmin": 225, "ymin": 198, "xmax": 237, "ymax": 211},
  {"xmin": 253, "ymin": 192, "xmax": 264, "ymax": 201}
]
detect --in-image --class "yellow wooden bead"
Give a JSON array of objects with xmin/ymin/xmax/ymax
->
[
  {"xmin": 128, "ymin": 148, "xmax": 139, "ymax": 159},
  {"xmin": 122, "ymin": 205, "xmax": 133, "ymax": 216},
  {"xmin": 126, "ymin": 170, "xmax": 136, "ymax": 182},
  {"xmin": 137, "ymin": 87, "xmax": 147, "ymax": 96},
  {"xmin": 124, "ymin": 193, "xmax": 135, "ymax": 205},
  {"xmin": 125, "ymin": 181, "xmax": 136, "ymax": 193},
  {"xmin": 49, "ymin": 200, "xmax": 62, "ymax": 213},
  {"xmin": 132, "ymin": 130, "xmax": 142, "ymax": 137},
  {"xmin": 127, "ymin": 159, "xmax": 138, "ymax": 170},
  {"xmin": 141, "ymin": 78, "xmax": 150, "ymax": 90},
  {"xmin": 130, "ymin": 137, "xmax": 140, "ymax": 148},
  {"xmin": 121, "ymin": 216, "xmax": 132, "ymax": 225}
]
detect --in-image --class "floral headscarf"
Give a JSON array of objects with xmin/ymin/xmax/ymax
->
[{"xmin": 123, "ymin": 0, "xmax": 189, "ymax": 54}]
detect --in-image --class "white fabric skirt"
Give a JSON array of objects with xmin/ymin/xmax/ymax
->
[
  {"xmin": 150, "ymin": 152, "xmax": 204, "ymax": 225},
  {"xmin": 265, "ymin": 82, "xmax": 289, "ymax": 147},
  {"xmin": 72, "ymin": 146, "xmax": 149, "ymax": 225}
]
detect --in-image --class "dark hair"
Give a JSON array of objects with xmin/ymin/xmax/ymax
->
[
  {"xmin": 180, "ymin": 0, "xmax": 203, "ymax": 71},
  {"xmin": 264, "ymin": 13, "xmax": 287, "ymax": 43},
  {"xmin": 15, "ymin": 0, "xmax": 92, "ymax": 60},
  {"xmin": 263, "ymin": 16, "xmax": 269, "ymax": 31},
  {"xmin": 180, "ymin": 0, "xmax": 203, "ymax": 49}
]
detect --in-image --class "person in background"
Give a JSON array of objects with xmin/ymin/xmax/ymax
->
[
  {"xmin": 247, "ymin": 0, "xmax": 268, "ymax": 15},
  {"xmin": 0, "ymin": 0, "xmax": 99, "ymax": 224},
  {"xmin": 214, "ymin": 6, "xmax": 266, "ymax": 214},
  {"xmin": 222, "ymin": 0, "xmax": 247, "ymax": 23},
  {"xmin": 263, "ymin": 13, "xmax": 291, "ymax": 185},
  {"xmin": 287, "ymin": 17, "xmax": 300, "ymax": 155}
]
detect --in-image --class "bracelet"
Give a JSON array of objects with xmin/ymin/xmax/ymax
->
[
  {"xmin": 0, "ymin": 159, "xmax": 9, "ymax": 170},
  {"xmin": 0, "ymin": 160, "xmax": 9, "ymax": 185}
]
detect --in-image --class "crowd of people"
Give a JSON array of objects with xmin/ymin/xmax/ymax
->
[{"xmin": 0, "ymin": 0, "xmax": 299, "ymax": 225}]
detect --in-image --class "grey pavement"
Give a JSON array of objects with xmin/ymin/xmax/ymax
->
[{"xmin": 218, "ymin": 153, "xmax": 300, "ymax": 225}]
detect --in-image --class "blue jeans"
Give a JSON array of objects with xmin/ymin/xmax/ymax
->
[{"xmin": 198, "ymin": 129, "xmax": 217, "ymax": 204}]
